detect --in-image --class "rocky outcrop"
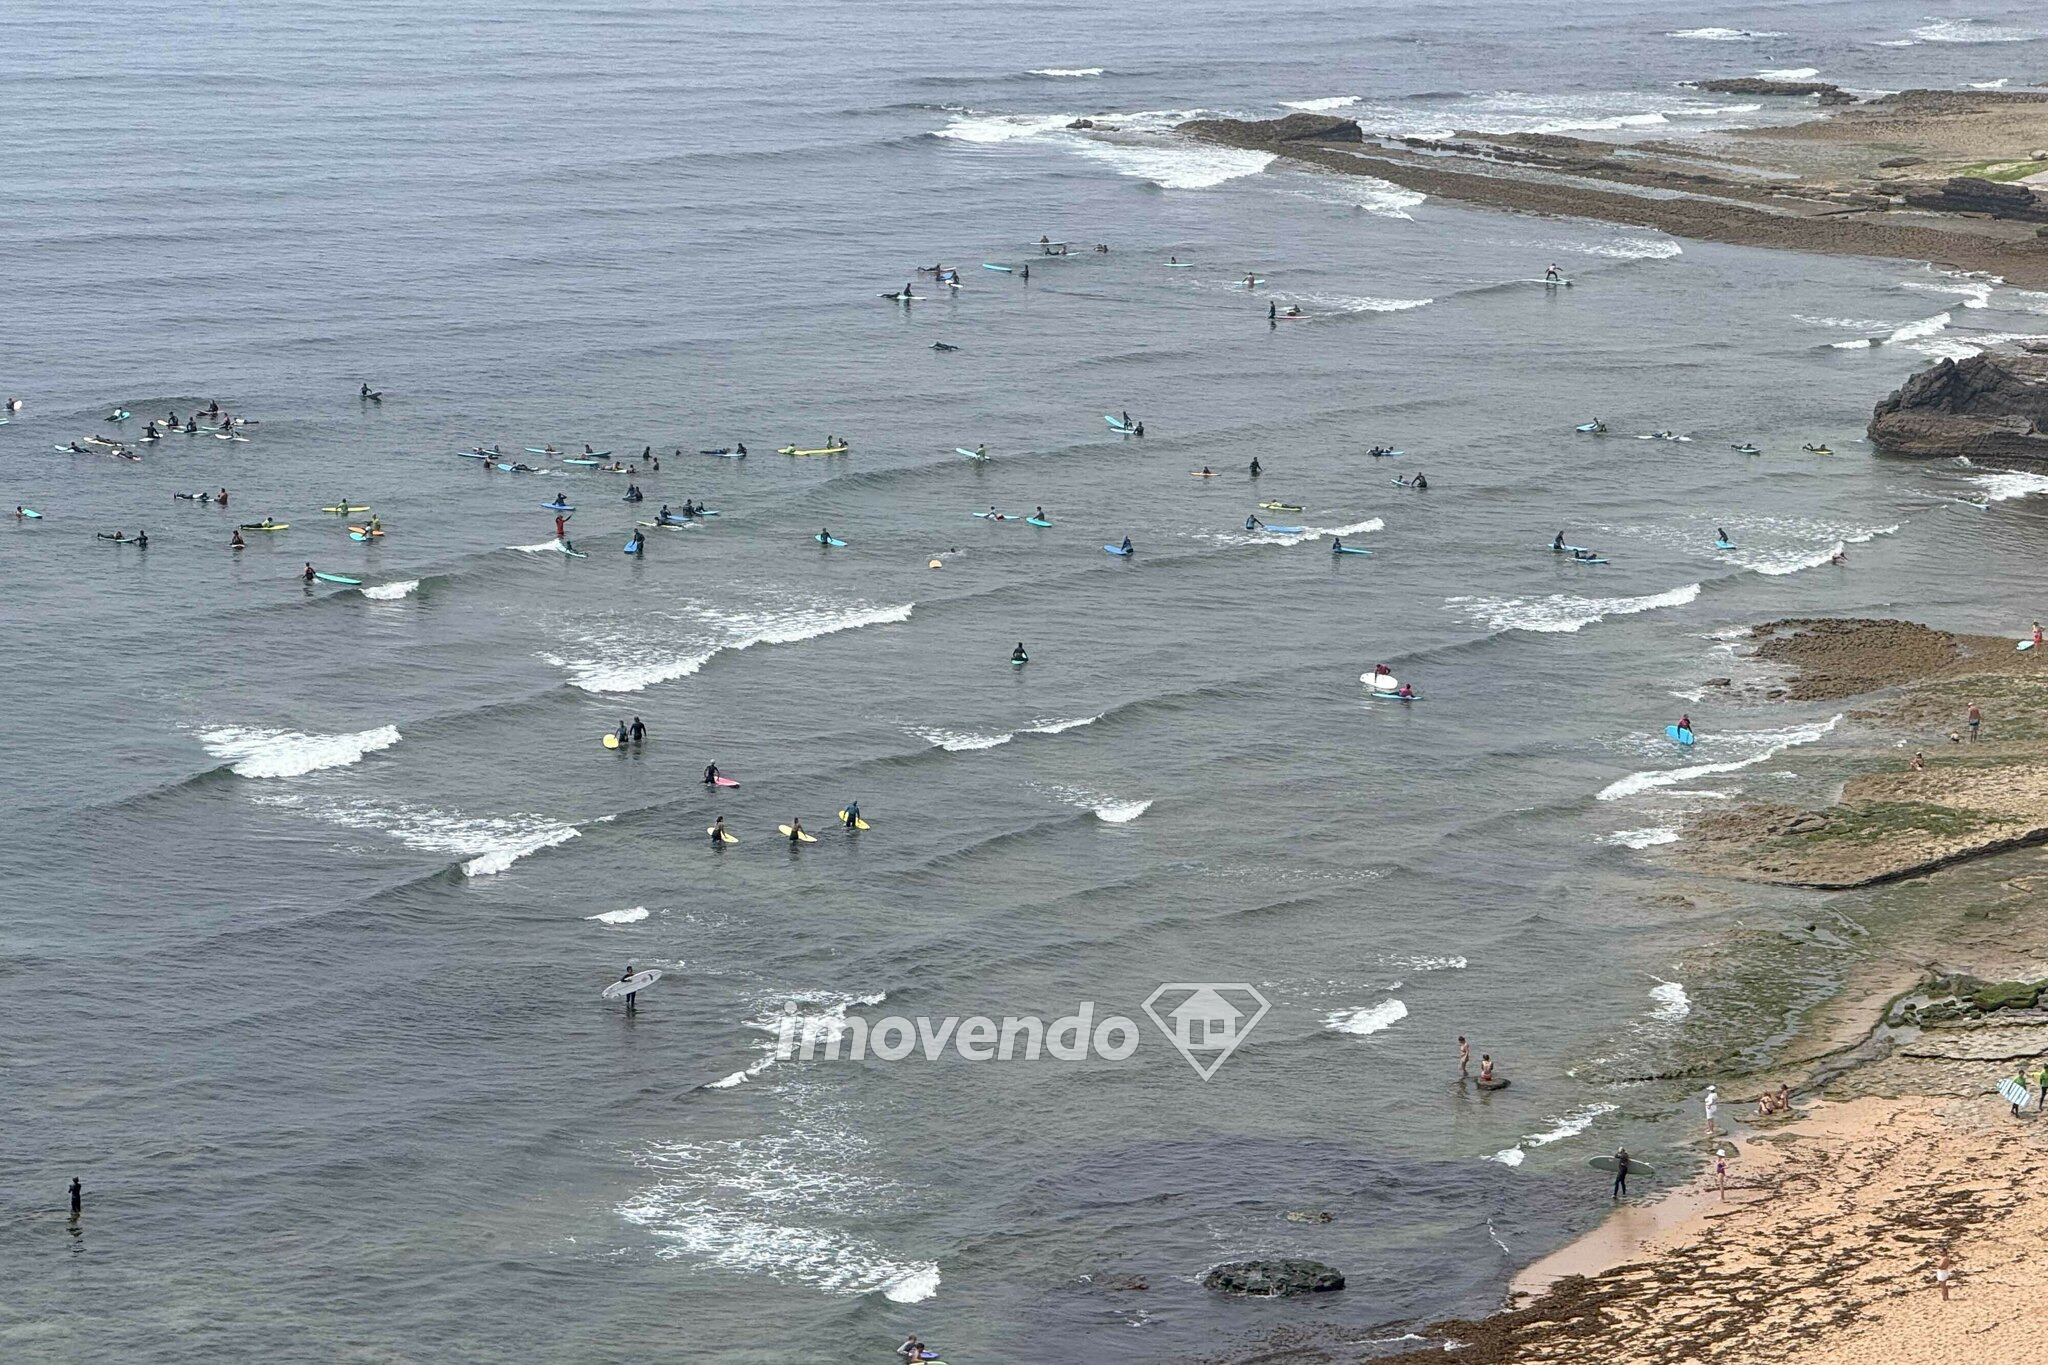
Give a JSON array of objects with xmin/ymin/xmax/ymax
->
[
  {"xmin": 1176, "ymin": 113, "xmax": 1361, "ymax": 144},
  {"xmin": 1202, "ymin": 1258, "xmax": 1345, "ymax": 1297},
  {"xmin": 1691, "ymin": 78, "xmax": 1855, "ymax": 105},
  {"xmin": 1901, "ymin": 176, "xmax": 2048, "ymax": 222},
  {"xmin": 1869, "ymin": 346, "xmax": 2048, "ymax": 459}
]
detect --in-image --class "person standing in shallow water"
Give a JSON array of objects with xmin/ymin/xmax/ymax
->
[
  {"xmin": 69, "ymin": 1176, "xmax": 81, "ymax": 1218},
  {"xmin": 1458, "ymin": 1035, "xmax": 1469, "ymax": 1077},
  {"xmin": 620, "ymin": 965, "xmax": 639, "ymax": 1013}
]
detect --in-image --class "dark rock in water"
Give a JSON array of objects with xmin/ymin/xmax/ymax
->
[
  {"xmin": 1690, "ymin": 78, "xmax": 1853, "ymax": 104},
  {"xmin": 1067, "ymin": 118, "xmax": 1095, "ymax": 130},
  {"xmin": 1900, "ymin": 176, "xmax": 2048, "ymax": 222},
  {"xmin": 1283, "ymin": 1209, "xmax": 1334, "ymax": 1224},
  {"xmin": 1176, "ymin": 113, "xmax": 1362, "ymax": 144},
  {"xmin": 1879, "ymin": 156, "xmax": 1926, "ymax": 168},
  {"xmin": 1869, "ymin": 346, "xmax": 2048, "ymax": 461},
  {"xmin": 1202, "ymin": 1258, "xmax": 1345, "ymax": 1297}
]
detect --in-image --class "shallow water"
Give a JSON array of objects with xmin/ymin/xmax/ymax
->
[{"xmin": 9, "ymin": 0, "xmax": 2048, "ymax": 1359}]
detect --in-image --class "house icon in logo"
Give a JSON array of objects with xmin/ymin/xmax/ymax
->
[{"xmin": 1143, "ymin": 983, "xmax": 1270, "ymax": 1080}]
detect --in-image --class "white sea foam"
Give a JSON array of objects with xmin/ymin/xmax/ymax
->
[
  {"xmin": 1583, "ymin": 236, "xmax": 1683, "ymax": 260},
  {"xmin": 545, "ymin": 601, "xmax": 913, "ymax": 693},
  {"xmin": 1757, "ymin": 66, "xmax": 1820, "ymax": 79},
  {"xmin": 1738, "ymin": 521, "xmax": 1897, "ymax": 577},
  {"xmin": 201, "ymin": 724, "xmax": 400, "ymax": 778},
  {"xmin": 1649, "ymin": 979, "xmax": 1692, "ymax": 1022},
  {"xmin": 1449, "ymin": 582, "xmax": 1701, "ymax": 634},
  {"xmin": 1969, "ymin": 77, "xmax": 2011, "ymax": 89},
  {"xmin": 1911, "ymin": 17, "xmax": 2040, "ymax": 43},
  {"xmin": 1282, "ymin": 95, "xmax": 1362, "ymax": 112},
  {"xmin": 1093, "ymin": 799, "xmax": 1152, "ymax": 824},
  {"xmin": 1597, "ymin": 715, "xmax": 1842, "ymax": 801},
  {"xmin": 1069, "ymin": 139, "xmax": 1276, "ymax": 189},
  {"xmin": 361, "ymin": 579, "xmax": 419, "ymax": 600},
  {"xmin": 1912, "ymin": 330, "xmax": 2048, "ymax": 362},
  {"xmin": 1025, "ymin": 714, "xmax": 1101, "ymax": 735},
  {"xmin": 249, "ymin": 793, "xmax": 579, "ymax": 875},
  {"xmin": 1830, "ymin": 311, "xmax": 1951, "ymax": 348},
  {"xmin": 936, "ymin": 111, "xmax": 1077, "ymax": 144},
  {"xmin": 1606, "ymin": 827, "xmax": 1680, "ymax": 848},
  {"xmin": 1324, "ymin": 998, "xmax": 1408, "ymax": 1035},
  {"xmin": 1283, "ymin": 291, "xmax": 1433, "ymax": 314},
  {"xmin": 588, "ymin": 906, "xmax": 650, "ymax": 925},
  {"xmin": 908, "ymin": 725, "xmax": 1014, "ymax": 752},
  {"xmin": 509, "ymin": 539, "xmax": 565, "ymax": 554},
  {"xmin": 1668, "ymin": 27, "xmax": 1784, "ymax": 40},
  {"xmin": 1029, "ymin": 67, "xmax": 1104, "ymax": 77},
  {"xmin": 1217, "ymin": 515, "xmax": 1385, "ymax": 549},
  {"xmin": 1903, "ymin": 278, "xmax": 1992, "ymax": 307},
  {"xmin": 1491, "ymin": 1101, "xmax": 1618, "ymax": 1166}
]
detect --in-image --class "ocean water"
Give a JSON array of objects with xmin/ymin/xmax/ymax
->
[{"xmin": 9, "ymin": 0, "xmax": 2048, "ymax": 1360}]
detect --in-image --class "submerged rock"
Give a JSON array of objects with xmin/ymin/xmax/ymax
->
[
  {"xmin": 1202, "ymin": 1258, "xmax": 1345, "ymax": 1297},
  {"xmin": 1869, "ymin": 346, "xmax": 2048, "ymax": 461},
  {"xmin": 1176, "ymin": 113, "xmax": 1362, "ymax": 144}
]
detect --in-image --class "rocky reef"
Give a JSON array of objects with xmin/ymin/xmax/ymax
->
[{"xmin": 1869, "ymin": 345, "xmax": 2048, "ymax": 460}]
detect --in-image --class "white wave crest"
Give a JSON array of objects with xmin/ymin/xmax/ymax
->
[
  {"xmin": 908, "ymin": 725, "xmax": 1014, "ymax": 752},
  {"xmin": 1606, "ymin": 827, "xmax": 1680, "ymax": 848},
  {"xmin": 936, "ymin": 111, "xmax": 1077, "ymax": 144},
  {"xmin": 588, "ymin": 906, "xmax": 650, "ymax": 925},
  {"xmin": 1026, "ymin": 714, "xmax": 1101, "ymax": 735},
  {"xmin": 1969, "ymin": 77, "xmax": 2011, "ymax": 88},
  {"xmin": 546, "ymin": 602, "xmax": 913, "ymax": 693},
  {"xmin": 1911, "ymin": 17, "xmax": 2040, "ymax": 43},
  {"xmin": 361, "ymin": 579, "xmax": 419, "ymax": 600},
  {"xmin": 1830, "ymin": 311, "xmax": 1951, "ymax": 348},
  {"xmin": 1070, "ymin": 139, "xmax": 1275, "ymax": 190},
  {"xmin": 1757, "ymin": 66, "xmax": 1820, "ymax": 79},
  {"xmin": 1029, "ymin": 67, "xmax": 1104, "ymax": 77},
  {"xmin": 1974, "ymin": 471, "xmax": 2048, "ymax": 502},
  {"xmin": 1584, "ymin": 236, "xmax": 1682, "ymax": 260},
  {"xmin": 509, "ymin": 540, "xmax": 565, "ymax": 554},
  {"xmin": 1597, "ymin": 714, "xmax": 1842, "ymax": 801},
  {"xmin": 1668, "ymin": 27, "xmax": 1783, "ymax": 40},
  {"xmin": 1649, "ymin": 979, "xmax": 1691, "ymax": 1022},
  {"xmin": 1903, "ymin": 278, "xmax": 1992, "ymax": 307},
  {"xmin": 462, "ymin": 825, "xmax": 579, "ymax": 877},
  {"xmin": 1449, "ymin": 582, "xmax": 1701, "ymax": 635},
  {"xmin": 1491, "ymin": 1101, "xmax": 1618, "ymax": 1166},
  {"xmin": 1094, "ymin": 799, "xmax": 1151, "ymax": 823},
  {"xmin": 202, "ymin": 724, "xmax": 400, "ymax": 778},
  {"xmin": 1282, "ymin": 95, "xmax": 1362, "ymax": 112},
  {"xmin": 248, "ymin": 792, "xmax": 579, "ymax": 875},
  {"xmin": 1324, "ymin": 998, "xmax": 1408, "ymax": 1035}
]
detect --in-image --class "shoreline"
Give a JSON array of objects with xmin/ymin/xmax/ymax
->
[{"xmin": 1177, "ymin": 89, "xmax": 2048, "ymax": 287}]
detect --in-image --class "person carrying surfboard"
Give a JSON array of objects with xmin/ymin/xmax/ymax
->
[
  {"xmin": 619, "ymin": 965, "xmax": 640, "ymax": 1013},
  {"xmin": 1611, "ymin": 1146, "xmax": 1631, "ymax": 1199}
]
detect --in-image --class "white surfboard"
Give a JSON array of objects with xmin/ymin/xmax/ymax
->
[{"xmin": 603, "ymin": 969, "xmax": 662, "ymax": 999}]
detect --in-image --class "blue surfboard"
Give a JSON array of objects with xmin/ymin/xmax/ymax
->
[{"xmin": 1666, "ymin": 725, "xmax": 1695, "ymax": 746}]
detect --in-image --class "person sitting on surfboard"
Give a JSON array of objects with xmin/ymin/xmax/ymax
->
[
  {"xmin": 1397, "ymin": 683, "xmax": 1415, "ymax": 698},
  {"xmin": 230, "ymin": 530, "xmax": 245, "ymax": 549},
  {"xmin": 1011, "ymin": 643, "xmax": 1028, "ymax": 663},
  {"xmin": 1033, "ymin": 507, "xmax": 1046, "ymax": 521}
]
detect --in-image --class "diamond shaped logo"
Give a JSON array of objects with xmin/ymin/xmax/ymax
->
[{"xmin": 1142, "ymin": 983, "xmax": 1271, "ymax": 1080}]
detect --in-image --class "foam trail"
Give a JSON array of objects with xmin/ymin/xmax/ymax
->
[
  {"xmin": 361, "ymin": 579, "xmax": 419, "ymax": 600},
  {"xmin": 1324, "ymin": 999, "xmax": 1408, "ymax": 1035},
  {"xmin": 1491, "ymin": 1102, "xmax": 1618, "ymax": 1165},
  {"xmin": 1029, "ymin": 67, "xmax": 1103, "ymax": 77},
  {"xmin": 1093, "ymin": 799, "xmax": 1151, "ymax": 824},
  {"xmin": 201, "ymin": 724, "xmax": 400, "ymax": 778},
  {"xmin": 463, "ymin": 826, "xmax": 579, "ymax": 877},
  {"xmin": 908, "ymin": 725, "xmax": 1014, "ymax": 752},
  {"xmin": 588, "ymin": 906, "xmax": 650, "ymax": 925},
  {"xmin": 1450, "ymin": 583, "xmax": 1701, "ymax": 635},
  {"xmin": 1597, "ymin": 715, "xmax": 1842, "ymax": 801}
]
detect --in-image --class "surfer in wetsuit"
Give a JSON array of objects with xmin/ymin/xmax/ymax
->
[
  {"xmin": 1717, "ymin": 527, "xmax": 1729, "ymax": 544},
  {"xmin": 1414, "ymin": 474, "xmax": 1427, "ymax": 490},
  {"xmin": 1033, "ymin": 507, "xmax": 1046, "ymax": 521},
  {"xmin": 614, "ymin": 721, "xmax": 629, "ymax": 746},
  {"xmin": 1544, "ymin": 263, "xmax": 1561, "ymax": 283},
  {"xmin": 703, "ymin": 763, "xmax": 721, "ymax": 785},
  {"xmin": 629, "ymin": 717, "xmax": 646, "ymax": 744},
  {"xmin": 134, "ymin": 530, "xmax": 147, "ymax": 549},
  {"xmin": 1119, "ymin": 536, "xmax": 1133, "ymax": 555},
  {"xmin": 1611, "ymin": 1146, "xmax": 1630, "ymax": 1198},
  {"xmin": 1246, "ymin": 514, "xmax": 1263, "ymax": 531},
  {"xmin": 1249, "ymin": 456, "xmax": 1262, "ymax": 477},
  {"xmin": 1331, "ymin": 537, "xmax": 1346, "ymax": 553},
  {"xmin": 628, "ymin": 529, "xmax": 645, "ymax": 553},
  {"xmin": 1268, "ymin": 301, "xmax": 1277, "ymax": 324},
  {"xmin": 230, "ymin": 530, "xmax": 245, "ymax": 549},
  {"xmin": 620, "ymin": 965, "xmax": 639, "ymax": 1013},
  {"xmin": 788, "ymin": 816, "xmax": 806, "ymax": 844},
  {"xmin": 710, "ymin": 815, "xmax": 729, "ymax": 846},
  {"xmin": 1554, "ymin": 532, "xmax": 1567, "ymax": 551},
  {"xmin": 1011, "ymin": 643, "xmax": 1027, "ymax": 663},
  {"xmin": 302, "ymin": 563, "xmax": 315, "ymax": 581},
  {"xmin": 843, "ymin": 801, "xmax": 861, "ymax": 829}
]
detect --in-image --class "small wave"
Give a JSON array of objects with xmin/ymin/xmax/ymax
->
[
  {"xmin": 1448, "ymin": 582, "xmax": 1701, "ymax": 635},
  {"xmin": 1740, "ymin": 521, "xmax": 1897, "ymax": 577},
  {"xmin": 509, "ymin": 540, "xmax": 565, "ymax": 554},
  {"xmin": 251, "ymin": 792, "xmax": 580, "ymax": 875},
  {"xmin": 360, "ymin": 579, "xmax": 420, "ymax": 600},
  {"xmin": 200, "ymin": 724, "xmax": 400, "ymax": 778},
  {"xmin": 1026, "ymin": 714, "xmax": 1101, "ymax": 735},
  {"xmin": 1029, "ymin": 67, "xmax": 1104, "ymax": 77},
  {"xmin": 1649, "ymin": 979, "xmax": 1691, "ymax": 1022},
  {"xmin": 1324, "ymin": 998, "xmax": 1407, "ymax": 1035},
  {"xmin": 541, "ymin": 645, "xmax": 716, "ymax": 694},
  {"xmin": 1094, "ymin": 799, "xmax": 1151, "ymax": 824},
  {"xmin": 1282, "ymin": 95, "xmax": 1362, "ymax": 112},
  {"xmin": 1388, "ymin": 954, "xmax": 1466, "ymax": 972},
  {"xmin": 463, "ymin": 826, "xmax": 579, "ymax": 877},
  {"xmin": 1829, "ymin": 310, "xmax": 1951, "ymax": 348},
  {"xmin": 1757, "ymin": 66, "xmax": 1820, "ymax": 79},
  {"xmin": 1216, "ymin": 515, "xmax": 1385, "ymax": 550},
  {"xmin": 1667, "ymin": 26, "xmax": 1784, "ymax": 40},
  {"xmin": 1903, "ymin": 278, "xmax": 1992, "ymax": 308},
  {"xmin": 547, "ymin": 601, "xmax": 913, "ymax": 693},
  {"xmin": 1070, "ymin": 139, "xmax": 1275, "ymax": 190},
  {"xmin": 1969, "ymin": 78, "xmax": 2011, "ymax": 89},
  {"xmin": 1285, "ymin": 291, "xmax": 1432, "ymax": 314},
  {"xmin": 1491, "ymin": 1101, "xmax": 1618, "ymax": 1165},
  {"xmin": 1911, "ymin": 17, "xmax": 2040, "ymax": 43},
  {"xmin": 935, "ymin": 111, "xmax": 1077, "ymax": 144},
  {"xmin": 588, "ymin": 906, "xmax": 650, "ymax": 925},
  {"xmin": 1583, "ymin": 236, "xmax": 1682, "ymax": 261},
  {"xmin": 1606, "ymin": 827, "xmax": 1679, "ymax": 848},
  {"xmin": 1530, "ymin": 111, "xmax": 1669, "ymax": 134},
  {"xmin": 1597, "ymin": 714, "xmax": 1842, "ymax": 801},
  {"xmin": 908, "ymin": 725, "xmax": 1014, "ymax": 752}
]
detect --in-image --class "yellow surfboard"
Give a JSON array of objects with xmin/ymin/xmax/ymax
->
[
  {"xmin": 836, "ymin": 810, "xmax": 871, "ymax": 830},
  {"xmin": 777, "ymin": 825, "xmax": 819, "ymax": 843},
  {"xmin": 602, "ymin": 733, "xmax": 621, "ymax": 749}
]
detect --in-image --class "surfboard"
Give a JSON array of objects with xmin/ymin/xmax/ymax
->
[
  {"xmin": 1361, "ymin": 672, "xmax": 1398, "ymax": 691},
  {"xmin": 956, "ymin": 447, "xmax": 988, "ymax": 460},
  {"xmin": 1010, "ymin": 655, "xmax": 1028, "ymax": 665},
  {"xmin": 981, "ymin": 263, "xmax": 1012, "ymax": 272},
  {"xmin": 603, "ymin": 733, "xmax": 621, "ymax": 749},
  {"xmin": 1026, "ymin": 516, "xmax": 1052, "ymax": 527},
  {"xmin": 18, "ymin": 509, "xmax": 41, "ymax": 519},
  {"xmin": 542, "ymin": 502, "xmax": 575, "ymax": 512},
  {"xmin": 815, "ymin": 534, "xmax": 847, "ymax": 546},
  {"xmin": 1568, "ymin": 557, "xmax": 1609, "ymax": 565},
  {"xmin": 1104, "ymin": 544, "xmax": 1132, "ymax": 556},
  {"xmin": 240, "ymin": 522, "xmax": 288, "ymax": 531},
  {"xmin": 602, "ymin": 969, "xmax": 661, "ymax": 1000},
  {"xmin": 777, "ymin": 825, "xmax": 819, "ymax": 843},
  {"xmin": 1239, "ymin": 277, "xmax": 1266, "ymax": 285},
  {"xmin": 836, "ymin": 810, "xmax": 872, "ymax": 830},
  {"xmin": 524, "ymin": 447, "xmax": 556, "ymax": 455},
  {"xmin": 349, "ymin": 531, "xmax": 370, "ymax": 542},
  {"xmin": 1333, "ymin": 545, "xmax": 1372, "ymax": 555},
  {"xmin": 1574, "ymin": 422, "xmax": 1605, "ymax": 433},
  {"xmin": 1165, "ymin": 261, "xmax": 1193, "ymax": 268},
  {"xmin": 1262, "ymin": 524, "xmax": 1305, "ymax": 534},
  {"xmin": 623, "ymin": 539, "xmax": 641, "ymax": 553},
  {"xmin": 557, "ymin": 544, "xmax": 587, "ymax": 558},
  {"xmin": 1588, "ymin": 1156, "xmax": 1654, "ymax": 1176},
  {"xmin": 565, "ymin": 458, "xmax": 600, "ymax": 466},
  {"xmin": 2019, "ymin": 640, "xmax": 2037, "ymax": 652},
  {"xmin": 1999, "ymin": 1077, "xmax": 2031, "ymax": 1107},
  {"xmin": 706, "ymin": 827, "xmax": 738, "ymax": 843},
  {"xmin": 1259, "ymin": 502, "xmax": 1303, "ymax": 511},
  {"xmin": 710, "ymin": 775, "xmax": 739, "ymax": 787},
  {"xmin": 1366, "ymin": 449, "xmax": 1406, "ymax": 458},
  {"xmin": 1667, "ymin": 725, "xmax": 1695, "ymax": 746},
  {"xmin": 313, "ymin": 572, "xmax": 361, "ymax": 585},
  {"xmin": 1190, "ymin": 470, "xmax": 1218, "ymax": 477},
  {"xmin": 1105, "ymin": 416, "xmax": 1135, "ymax": 431},
  {"xmin": 1714, "ymin": 539, "xmax": 1736, "ymax": 550},
  {"xmin": 320, "ymin": 505, "xmax": 370, "ymax": 514}
]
